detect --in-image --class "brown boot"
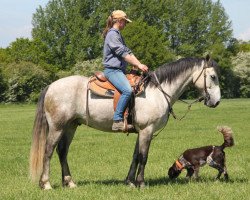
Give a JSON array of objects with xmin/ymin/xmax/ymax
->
[{"xmin": 112, "ymin": 120, "xmax": 134, "ymax": 132}]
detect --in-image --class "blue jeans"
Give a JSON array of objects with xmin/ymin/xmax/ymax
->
[{"xmin": 104, "ymin": 68, "xmax": 132, "ymax": 121}]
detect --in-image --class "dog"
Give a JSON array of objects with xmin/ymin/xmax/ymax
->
[{"xmin": 168, "ymin": 126, "xmax": 234, "ymax": 180}]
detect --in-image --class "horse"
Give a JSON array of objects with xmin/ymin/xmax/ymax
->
[{"xmin": 29, "ymin": 55, "xmax": 221, "ymax": 189}]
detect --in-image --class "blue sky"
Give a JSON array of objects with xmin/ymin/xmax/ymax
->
[{"xmin": 0, "ymin": 0, "xmax": 250, "ymax": 48}]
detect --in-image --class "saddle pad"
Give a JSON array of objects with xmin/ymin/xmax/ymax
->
[{"xmin": 89, "ymin": 80, "xmax": 114, "ymax": 98}]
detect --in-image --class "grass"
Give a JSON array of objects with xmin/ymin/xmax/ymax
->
[{"xmin": 0, "ymin": 99, "xmax": 249, "ymax": 199}]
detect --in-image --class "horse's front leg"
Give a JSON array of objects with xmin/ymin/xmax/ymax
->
[
  {"xmin": 125, "ymin": 137, "xmax": 139, "ymax": 187},
  {"xmin": 135, "ymin": 129, "xmax": 153, "ymax": 188}
]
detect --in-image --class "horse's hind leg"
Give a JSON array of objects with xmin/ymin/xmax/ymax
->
[
  {"xmin": 56, "ymin": 122, "xmax": 78, "ymax": 188},
  {"xmin": 40, "ymin": 128, "xmax": 63, "ymax": 190}
]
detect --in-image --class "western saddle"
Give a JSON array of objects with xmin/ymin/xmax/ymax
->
[{"xmin": 87, "ymin": 70, "xmax": 145, "ymax": 132}]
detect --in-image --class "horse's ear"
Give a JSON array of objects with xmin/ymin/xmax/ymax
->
[{"xmin": 205, "ymin": 54, "xmax": 210, "ymax": 62}]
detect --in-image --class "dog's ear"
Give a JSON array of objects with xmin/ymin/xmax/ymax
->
[
  {"xmin": 168, "ymin": 165, "xmax": 181, "ymax": 179},
  {"xmin": 168, "ymin": 167, "xmax": 175, "ymax": 179}
]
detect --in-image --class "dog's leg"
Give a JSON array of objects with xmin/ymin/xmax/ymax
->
[
  {"xmin": 223, "ymin": 166, "xmax": 229, "ymax": 180},
  {"xmin": 193, "ymin": 167, "xmax": 200, "ymax": 179},
  {"xmin": 215, "ymin": 169, "xmax": 223, "ymax": 180},
  {"xmin": 186, "ymin": 168, "xmax": 194, "ymax": 179},
  {"xmin": 211, "ymin": 164, "xmax": 228, "ymax": 180}
]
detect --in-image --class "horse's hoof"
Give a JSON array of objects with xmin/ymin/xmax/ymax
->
[
  {"xmin": 125, "ymin": 180, "xmax": 136, "ymax": 188},
  {"xmin": 128, "ymin": 182, "xmax": 136, "ymax": 188},
  {"xmin": 138, "ymin": 182, "xmax": 146, "ymax": 189},
  {"xmin": 68, "ymin": 181, "xmax": 77, "ymax": 188},
  {"xmin": 63, "ymin": 176, "xmax": 77, "ymax": 188},
  {"xmin": 42, "ymin": 182, "xmax": 52, "ymax": 190}
]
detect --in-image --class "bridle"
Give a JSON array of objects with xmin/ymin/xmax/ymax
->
[
  {"xmin": 153, "ymin": 60, "xmax": 212, "ymax": 119},
  {"xmin": 192, "ymin": 60, "xmax": 211, "ymax": 103},
  {"xmin": 150, "ymin": 60, "xmax": 212, "ymax": 138}
]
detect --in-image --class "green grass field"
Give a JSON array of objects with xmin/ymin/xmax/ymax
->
[{"xmin": 0, "ymin": 99, "xmax": 249, "ymax": 200}]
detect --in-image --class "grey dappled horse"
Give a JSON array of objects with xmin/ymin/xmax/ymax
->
[{"xmin": 30, "ymin": 56, "xmax": 221, "ymax": 189}]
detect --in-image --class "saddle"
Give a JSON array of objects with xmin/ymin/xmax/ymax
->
[
  {"xmin": 89, "ymin": 70, "xmax": 144, "ymax": 95},
  {"xmin": 88, "ymin": 70, "xmax": 145, "ymax": 131}
]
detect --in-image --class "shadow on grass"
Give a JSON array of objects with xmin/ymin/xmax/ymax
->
[{"xmin": 77, "ymin": 176, "xmax": 248, "ymax": 187}]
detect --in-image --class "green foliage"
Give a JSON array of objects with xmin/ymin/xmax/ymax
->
[
  {"xmin": 0, "ymin": 39, "xmax": 58, "ymax": 103},
  {"xmin": 219, "ymin": 67, "xmax": 241, "ymax": 98},
  {"xmin": 31, "ymin": 0, "xmax": 232, "ymax": 67},
  {"xmin": 32, "ymin": 0, "xmax": 104, "ymax": 68},
  {"xmin": 232, "ymin": 52, "xmax": 250, "ymax": 97},
  {"xmin": 0, "ymin": 0, "xmax": 245, "ymax": 101},
  {"xmin": 8, "ymin": 38, "xmax": 54, "ymax": 66},
  {"xmin": 9, "ymin": 38, "xmax": 34, "ymax": 62},
  {"xmin": 71, "ymin": 57, "xmax": 103, "ymax": 76},
  {"xmin": 2, "ymin": 62, "xmax": 51, "ymax": 102},
  {"xmin": 206, "ymin": 1, "xmax": 233, "ymax": 53},
  {"xmin": 122, "ymin": 20, "xmax": 175, "ymax": 69},
  {"xmin": 238, "ymin": 41, "xmax": 250, "ymax": 52},
  {"xmin": 56, "ymin": 57, "xmax": 103, "ymax": 78},
  {"xmin": 0, "ymin": 48, "xmax": 13, "ymax": 63},
  {"xmin": 226, "ymin": 38, "xmax": 240, "ymax": 56},
  {"xmin": 0, "ymin": 67, "xmax": 8, "ymax": 101},
  {"xmin": 144, "ymin": 0, "xmax": 232, "ymax": 58}
]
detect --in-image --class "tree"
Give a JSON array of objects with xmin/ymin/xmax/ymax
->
[
  {"xmin": 227, "ymin": 38, "xmax": 240, "ymax": 56},
  {"xmin": 8, "ymin": 38, "xmax": 53, "ymax": 66},
  {"xmin": 238, "ymin": 41, "xmax": 250, "ymax": 52},
  {"xmin": 2, "ymin": 62, "xmax": 51, "ymax": 102},
  {"xmin": 122, "ymin": 20, "xmax": 175, "ymax": 68},
  {"xmin": 32, "ymin": 0, "xmax": 233, "ymax": 68},
  {"xmin": 0, "ymin": 48, "xmax": 12, "ymax": 64},
  {"xmin": 32, "ymin": 0, "xmax": 104, "ymax": 68},
  {"xmin": 0, "ymin": 67, "xmax": 7, "ymax": 102},
  {"xmin": 232, "ymin": 52, "xmax": 250, "ymax": 97}
]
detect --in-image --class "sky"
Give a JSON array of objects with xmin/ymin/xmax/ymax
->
[{"xmin": 0, "ymin": 0, "xmax": 250, "ymax": 48}]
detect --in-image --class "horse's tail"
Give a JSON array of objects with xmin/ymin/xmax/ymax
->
[
  {"xmin": 29, "ymin": 86, "xmax": 49, "ymax": 182},
  {"xmin": 217, "ymin": 126, "xmax": 234, "ymax": 149}
]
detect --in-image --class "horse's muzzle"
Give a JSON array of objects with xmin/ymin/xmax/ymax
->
[{"xmin": 204, "ymin": 99, "xmax": 220, "ymax": 108}]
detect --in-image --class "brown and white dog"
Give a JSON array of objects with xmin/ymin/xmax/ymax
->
[{"xmin": 168, "ymin": 126, "xmax": 234, "ymax": 180}]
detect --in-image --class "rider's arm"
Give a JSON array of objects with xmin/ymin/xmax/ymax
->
[{"xmin": 124, "ymin": 54, "xmax": 148, "ymax": 72}]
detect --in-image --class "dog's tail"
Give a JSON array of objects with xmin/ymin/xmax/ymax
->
[{"xmin": 217, "ymin": 126, "xmax": 234, "ymax": 149}]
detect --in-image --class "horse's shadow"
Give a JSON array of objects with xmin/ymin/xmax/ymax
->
[
  {"xmin": 76, "ymin": 176, "xmax": 248, "ymax": 187},
  {"xmin": 76, "ymin": 177, "xmax": 171, "ymax": 187}
]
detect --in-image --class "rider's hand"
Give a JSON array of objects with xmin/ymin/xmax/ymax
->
[{"xmin": 138, "ymin": 63, "xmax": 148, "ymax": 72}]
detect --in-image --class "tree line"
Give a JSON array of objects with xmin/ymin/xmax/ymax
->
[{"xmin": 0, "ymin": 0, "xmax": 249, "ymax": 103}]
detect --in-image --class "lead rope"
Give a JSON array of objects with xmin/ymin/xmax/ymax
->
[
  {"xmin": 153, "ymin": 72, "xmax": 174, "ymax": 116},
  {"xmin": 152, "ymin": 72, "xmax": 204, "ymax": 139},
  {"xmin": 85, "ymin": 79, "xmax": 91, "ymax": 126},
  {"xmin": 153, "ymin": 72, "xmax": 203, "ymax": 121}
]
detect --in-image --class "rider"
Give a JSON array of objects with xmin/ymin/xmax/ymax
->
[{"xmin": 102, "ymin": 10, "xmax": 148, "ymax": 131}]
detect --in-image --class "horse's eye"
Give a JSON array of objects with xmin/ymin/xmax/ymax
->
[{"xmin": 210, "ymin": 75, "xmax": 216, "ymax": 80}]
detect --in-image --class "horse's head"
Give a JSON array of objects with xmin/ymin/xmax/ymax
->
[{"xmin": 193, "ymin": 55, "xmax": 221, "ymax": 108}]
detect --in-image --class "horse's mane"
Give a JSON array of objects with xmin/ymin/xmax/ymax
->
[{"xmin": 149, "ymin": 57, "xmax": 219, "ymax": 85}]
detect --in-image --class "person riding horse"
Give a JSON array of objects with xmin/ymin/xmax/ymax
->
[{"xmin": 102, "ymin": 10, "xmax": 148, "ymax": 132}]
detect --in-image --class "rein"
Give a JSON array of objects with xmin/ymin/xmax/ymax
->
[
  {"xmin": 151, "ymin": 61, "xmax": 210, "ymax": 139},
  {"xmin": 152, "ymin": 72, "xmax": 203, "ymax": 121}
]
